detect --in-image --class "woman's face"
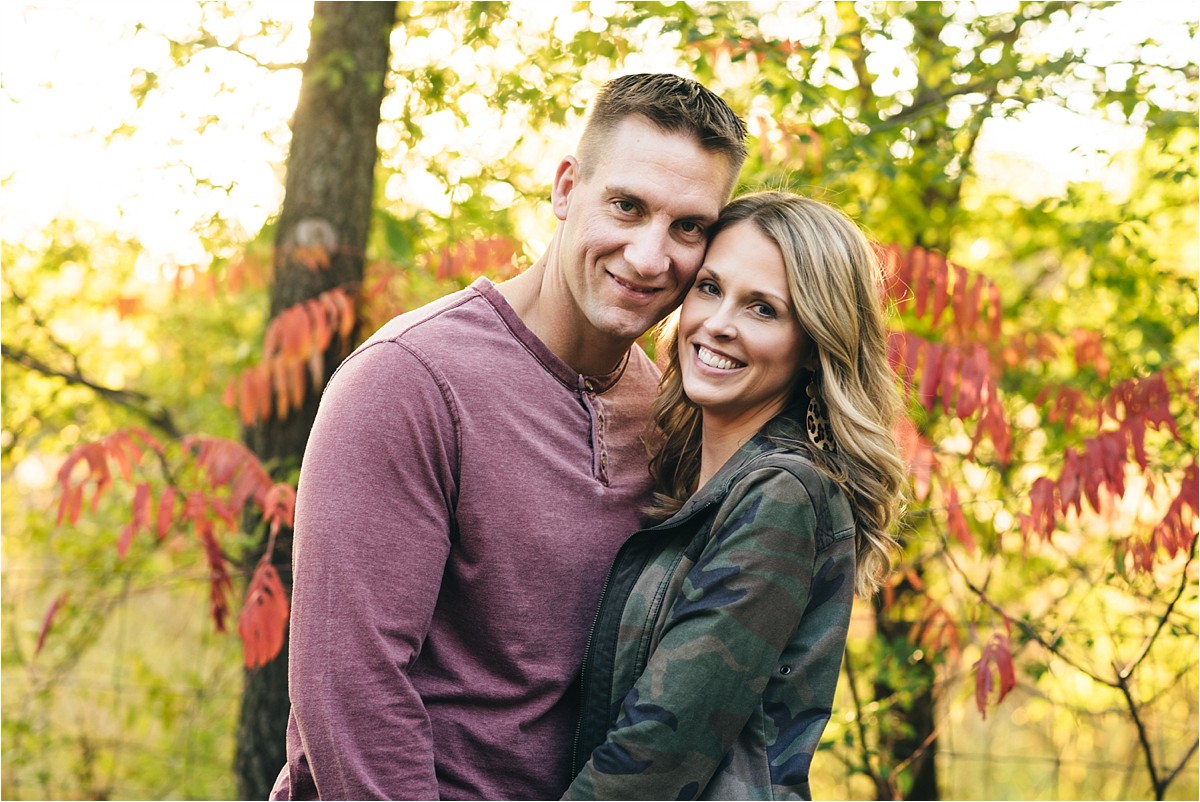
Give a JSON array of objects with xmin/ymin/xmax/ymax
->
[{"xmin": 677, "ymin": 220, "xmax": 810, "ymax": 432}]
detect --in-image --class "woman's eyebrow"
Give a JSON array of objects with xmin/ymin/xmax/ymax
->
[{"xmin": 700, "ymin": 266, "xmax": 789, "ymax": 307}]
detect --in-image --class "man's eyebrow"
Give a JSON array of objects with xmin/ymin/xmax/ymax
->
[
  {"xmin": 605, "ymin": 185, "xmax": 718, "ymax": 224},
  {"xmin": 605, "ymin": 184, "xmax": 645, "ymax": 205}
]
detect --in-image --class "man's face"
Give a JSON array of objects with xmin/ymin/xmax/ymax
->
[{"xmin": 551, "ymin": 116, "xmax": 733, "ymax": 347}]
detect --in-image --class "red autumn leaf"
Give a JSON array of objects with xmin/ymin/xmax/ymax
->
[
  {"xmin": 222, "ymin": 377, "xmax": 238, "ymax": 410},
  {"xmin": 1072, "ymin": 328, "xmax": 1109, "ymax": 380},
  {"xmin": 950, "ymin": 264, "xmax": 967, "ymax": 333},
  {"xmin": 912, "ymin": 247, "xmax": 930, "ymax": 319},
  {"xmin": 238, "ymin": 368, "xmax": 258, "ymax": 426},
  {"xmin": 248, "ymin": 364, "xmax": 269, "ymax": 423},
  {"xmin": 114, "ymin": 296, "xmax": 142, "ymax": 319},
  {"xmin": 194, "ymin": 511, "xmax": 233, "ymax": 633},
  {"xmin": 1099, "ymin": 430, "xmax": 1126, "ymax": 498},
  {"xmin": 157, "ymin": 485, "xmax": 176, "ymax": 540},
  {"xmin": 985, "ymin": 283, "xmax": 1002, "ymax": 340},
  {"xmin": 973, "ymin": 631, "xmax": 1016, "ymax": 717},
  {"xmin": 262, "ymin": 483, "xmax": 297, "ymax": 536},
  {"xmin": 208, "ymin": 497, "xmax": 239, "ymax": 532},
  {"xmin": 1029, "ymin": 477, "xmax": 1057, "ymax": 539},
  {"xmin": 931, "ymin": 254, "xmax": 948, "ymax": 327},
  {"xmin": 105, "ymin": 431, "xmax": 142, "ymax": 481},
  {"xmin": 330, "ymin": 288, "xmax": 356, "ymax": 343},
  {"xmin": 293, "ymin": 244, "xmax": 330, "ymax": 271},
  {"xmin": 887, "ymin": 330, "xmax": 904, "ymax": 373},
  {"xmin": 939, "ymin": 346, "xmax": 961, "ymax": 417},
  {"xmin": 917, "ymin": 342, "xmax": 944, "ymax": 414},
  {"xmin": 1150, "ymin": 463, "xmax": 1198, "ymax": 561},
  {"xmin": 895, "ymin": 417, "xmax": 937, "ymax": 501},
  {"xmin": 886, "ymin": 244, "xmax": 911, "ymax": 313},
  {"xmin": 272, "ymin": 358, "xmax": 290, "ymax": 419},
  {"xmin": 287, "ymin": 359, "xmax": 306, "ymax": 410},
  {"xmin": 127, "ymin": 427, "xmax": 164, "ymax": 457},
  {"xmin": 1082, "ymin": 438, "xmax": 1105, "ymax": 512},
  {"xmin": 320, "ymin": 291, "xmax": 345, "ymax": 345},
  {"xmin": 238, "ymin": 561, "xmax": 290, "ymax": 669},
  {"xmin": 306, "ymin": 297, "xmax": 331, "ymax": 351},
  {"xmin": 1124, "ymin": 411, "xmax": 1149, "ymax": 470},
  {"xmin": 955, "ymin": 345, "xmax": 986, "ymax": 420},
  {"xmin": 263, "ymin": 314, "xmax": 281, "ymax": 356},
  {"xmin": 56, "ymin": 442, "xmax": 111, "ymax": 523},
  {"xmin": 910, "ymin": 601, "xmax": 960, "ymax": 661},
  {"xmin": 307, "ymin": 347, "xmax": 325, "ymax": 392},
  {"xmin": 1058, "ymin": 449, "xmax": 1083, "ymax": 516},
  {"xmin": 945, "ymin": 485, "xmax": 977, "ymax": 555},
  {"xmin": 57, "ymin": 484, "xmax": 84, "ymax": 527},
  {"xmin": 434, "ymin": 244, "xmax": 454, "ymax": 281},
  {"xmin": 34, "ymin": 592, "xmax": 69, "ymax": 658},
  {"xmin": 902, "ymin": 333, "xmax": 921, "ymax": 399},
  {"xmin": 185, "ymin": 436, "xmax": 273, "ymax": 512},
  {"xmin": 977, "ymin": 395, "xmax": 1012, "ymax": 465},
  {"xmin": 278, "ymin": 304, "xmax": 309, "ymax": 357},
  {"xmin": 117, "ymin": 482, "xmax": 152, "ymax": 559},
  {"xmin": 965, "ymin": 272, "xmax": 985, "ymax": 336}
]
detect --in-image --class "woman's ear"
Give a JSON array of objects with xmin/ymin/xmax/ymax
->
[{"xmin": 802, "ymin": 343, "xmax": 820, "ymax": 372}]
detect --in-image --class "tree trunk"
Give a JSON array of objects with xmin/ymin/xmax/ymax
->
[
  {"xmin": 874, "ymin": 586, "xmax": 940, "ymax": 801},
  {"xmin": 234, "ymin": 2, "xmax": 397, "ymax": 797}
]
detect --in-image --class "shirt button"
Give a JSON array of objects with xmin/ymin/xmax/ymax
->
[{"xmin": 779, "ymin": 665, "xmax": 792, "ymax": 675}]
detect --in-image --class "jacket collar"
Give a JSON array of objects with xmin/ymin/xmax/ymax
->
[{"xmin": 647, "ymin": 412, "xmax": 810, "ymax": 531}]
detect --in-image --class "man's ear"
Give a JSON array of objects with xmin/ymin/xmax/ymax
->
[{"xmin": 551, "ymin": 156, "xmax": 579, "ymax": 222}]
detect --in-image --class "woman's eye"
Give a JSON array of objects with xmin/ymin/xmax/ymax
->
[
  {"xmin": 753, "ymin": 302, "xmax": 777, "ymax": 319},
  {"xmin": 696, "ymin": 280, "xmax": 719, "ymax": 296}
]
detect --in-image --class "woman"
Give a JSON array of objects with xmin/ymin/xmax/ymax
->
[{"xmin": 564, "ymin": 191, "xmax": 907, "ymax": 800}]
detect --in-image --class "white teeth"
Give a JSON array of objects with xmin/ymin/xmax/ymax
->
[{"xmin": 698, "ymin": 345, "xmax": 742, "ymax": 370}]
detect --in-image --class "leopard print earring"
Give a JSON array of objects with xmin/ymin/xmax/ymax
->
[{"xmin": 806, "ymin": 380, "xmax": 835, "ymax": 452}]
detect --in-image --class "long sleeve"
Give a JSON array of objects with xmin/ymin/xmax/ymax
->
[
  {"xmin": 284, "ymin": 340, "xmax": 458, "ymax": 800},
  {"xmin": 564, "ymin": 468, "xmax": 821, "ymax": 801}
]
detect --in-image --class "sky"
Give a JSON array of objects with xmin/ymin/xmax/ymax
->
[{"xmin": 0, "ymin": 1, "xmax": 1196, "ymax": 267}]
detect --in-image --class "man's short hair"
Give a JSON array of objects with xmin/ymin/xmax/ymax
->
[{"xmin": 577, "ymin": 73, "xmax": 748, "ymax": 188}]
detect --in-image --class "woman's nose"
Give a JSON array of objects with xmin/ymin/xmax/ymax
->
[{"xmin": 702, "ymin": 304, "xmax": 737, "ymax": 338}]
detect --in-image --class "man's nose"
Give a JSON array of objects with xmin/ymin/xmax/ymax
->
[{"xmin": 624, "ymin": 223, "xmax": 671, "ymax": 279}]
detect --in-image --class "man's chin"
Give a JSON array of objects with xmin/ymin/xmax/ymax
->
[{"xmin": 595, "ymin": 313, "xmax": 665, "ymax": 345}]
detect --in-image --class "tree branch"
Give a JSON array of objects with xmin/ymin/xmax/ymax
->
[
  {"xmin": 1162, "ymin": 738, "xmax": 1200, "ymax": 792},
  {"xmin": 841, "ymin": 650, "xmax": 891, "ymax": 800},
  {"xmin": 1, "ymin": 344, "xmax": 182, "ymax": 440},
  {"xmin": 1118, "ymin": 536, "xmax": 1197, "ymax": 679},
  {"xmin": 1115, "ymin": 671, "xmax": 1163, "ymax": 799},
  {"xmin": 941, "ymin": 541, "xmax": 1117, "ymax": 687}
]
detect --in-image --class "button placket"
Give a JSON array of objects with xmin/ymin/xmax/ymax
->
[{"xmin": 580, "ymin": 377, "xmax": 609, "ymax": 485}]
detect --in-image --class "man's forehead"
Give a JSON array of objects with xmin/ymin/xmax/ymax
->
[{"xmin": 591, "ymin": 118, "xmax": 734, "ymax": 194}]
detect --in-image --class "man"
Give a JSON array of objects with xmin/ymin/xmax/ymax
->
[{"xmin": 271, "ymin": 73, "xmax": 747, "ymax": 800}]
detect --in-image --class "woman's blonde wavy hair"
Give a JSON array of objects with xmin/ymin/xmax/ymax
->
[{"xmin": 647, "ymin": 190, "xmax": 907, "ymax": 598}]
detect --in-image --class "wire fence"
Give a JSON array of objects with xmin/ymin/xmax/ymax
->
[{"xmin": 3, "ymin": 548, "xmax": 1196, "ymax": 801}]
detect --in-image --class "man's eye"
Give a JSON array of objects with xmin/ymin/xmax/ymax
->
[
  {"xmin": 615, "ymin": 200, "xmax": 636, "ymax": 213},
  {"xmin": 678, "ymin": 221, "xmax": 704, "ymax": 236}
]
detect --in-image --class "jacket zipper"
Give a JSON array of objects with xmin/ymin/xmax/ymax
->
[
  {"xmin": 569, "ymin": 498, "xmax": 720, "ymax": 779},
  {"xmin": 571, "ymin": 550, "xmax": 619, "ymax": 775}
]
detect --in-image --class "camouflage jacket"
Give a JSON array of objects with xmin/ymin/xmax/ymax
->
[{"xmin": 565, "ymin": 415, "xmax": 857, "ymax": 801}]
